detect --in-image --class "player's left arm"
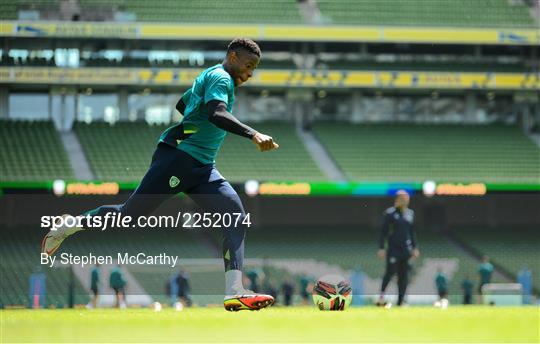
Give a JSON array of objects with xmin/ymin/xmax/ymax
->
[
  {"xmin": 205, "ymin": 73, "xmax": 278, "ymax": 151},
  {"xmin": 205, "ymin": 100, "xmax": 278, "ymax": 151},
  {"xmin": 206, "ymin": 100, "xmax": 257, "ymax": 138},
  {"xmin": 410, "ymin": 212, "xmax": 420, "ymax": 258},
  {"xmin": 175, "ymin": 89, "xmax": 192, "ymax": 115}
]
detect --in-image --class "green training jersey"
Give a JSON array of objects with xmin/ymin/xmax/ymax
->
[
  {"xmin": 479, "ymin": 262, "xmax": 494, "ymax": 284},
  {"xmin": 160, "ymin": 64, "xmax": 235, "ymax": 164},
  {"xmin": 435, "ymin": 273, "xmax": 447, "ymax": 291},
  {"xmin": 109, "ymin": 267, "xmax": 126, "ymax": 288}
]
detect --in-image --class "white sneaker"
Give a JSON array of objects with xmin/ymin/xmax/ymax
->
[{"xmin": 41, "ymin": 214, "xmax": 76, "ymax": 256}]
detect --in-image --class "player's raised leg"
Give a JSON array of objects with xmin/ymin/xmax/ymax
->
[
  {"xmin": 41, "ymin": 143, "xmax": 181, "ymax": 256},
  {"xmin": 41, "ymin": 214, "xmax": 83, "ymax": 256},
  {"xmin": 186, "ymin": 179, "xmax": 274, "ymax": 311}
]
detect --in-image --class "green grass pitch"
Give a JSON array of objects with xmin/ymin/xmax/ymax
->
[{"xmin": 1, "ymin": 306, "xmax": 538, "ymax": 343}]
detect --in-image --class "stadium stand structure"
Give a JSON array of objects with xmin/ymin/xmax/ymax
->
[
  {"xmin": 61, "ymin": 226, "xmax": 318, "ymax": 305},
  {"xmin": 3, "ymin": 54, "xmax": 530, "ymax": 73},
  {"xmin": 2, "ymin": 121, "xmax": 537, "ymax": 184},
  {"xmin": 0, "ymin": 226, "xmax": 220, "ymax": 307},
  {"xmin": 1, "ymin": 55, "xmax": 531, "ymax": 74},
  {"xmin": 75, "ymin": 121, "xmax": 324, "ymax": 183},
  {"xmin": 317, "ymin": 0, "xmax": 535, "ymax": 27},
  {"xmin": 0, "ymin": 229, "xmax": 88, "ymax": 307},
  {"xmin": 0, "ymin": 121, "xmax": 74, "ymax": 182},
  {"xmin": 2, "ymin": 0, "xmax": 534, "ymax": 27},
  {"xmin": 0, "ymin": 0, "xmax": 301, "ymax": 23},
  {"xmin": 217, "ymin": 121, "xmax": 325, "ymax": 182},
  {"xmin": 316, "ymin": 60, "xmax": 531, "ymax": 73},
  {"xmin": 0, "ymin": 224, "xmax": 515, "ymax": 307},
  {"xmin": 61, "ymin": 228, "xmax": 220, "ymax": 304},
  {"xmin": 245, "ymin": 226, "xmax": 500, "ymax": 303},
  {"xmin": 74, "ymin": 122, "xmax": 164, "ymax": 182},
  {"xmin": 78, "ymin": 57, "xmax": 296, "ymax": 70},
  {"xmin": 452, "ymin": 227, "xmax": 539, "ymax": 292},
  {"xmin": 97, "ymin": 0, "xmax": 301, "ymax": 24},
  {"xmin": 312, "ymin": 123, "xmax": 540, "ymax": 183}
]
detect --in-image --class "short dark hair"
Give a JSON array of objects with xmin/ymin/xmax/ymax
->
[{"xmin": 227, "ymin": 38, "xmax": 261, "ymax": 58}]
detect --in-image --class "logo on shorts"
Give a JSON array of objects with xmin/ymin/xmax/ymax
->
[{"xmin": 169, "ymin": 176, "xmax": 180, "ymax": 188}]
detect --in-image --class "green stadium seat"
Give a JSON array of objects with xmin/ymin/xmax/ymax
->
[
  {"xmin": 75, "ymin": 121, "xmax": 324, "ymax": 183},
  {"xmin": 245, "ymin": 225, "xmax": 494, "ymax": 304},
  {"xmin": 217, "ymin": 121, "xmax": 324, "ymax": 182},
  {"xmin": 3, "ymin": 0, "xmax": 532, "ymax": 27},
  {"xmin": 0, "ymin": 227, "xmax": 217, "ymax": 307},
  {"xmin": 77, "ymin": 0, "xmax": 301, "ymax": 24},
  {"xmin": 0, "ymin": 120, "xmax": 74, "ymax": 182},
  {"xmin": 0, "ymin": 229, "xmax": 88, "ymax": 307},
  {"xmin": 317, "ymin": 0, "xmax": 534, "ymax": 28},
  {"xmin": 453, "ymin": 227, "xmax": 539, "ymax": 292},
  {"xmin": 313, "ymin": 123, "xmax": 540, "ymax": 183}
]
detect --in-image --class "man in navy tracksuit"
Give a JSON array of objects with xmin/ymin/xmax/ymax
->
[{"xmin": 377, "ymin": 190, "xmax": 420, "ymax": 306}]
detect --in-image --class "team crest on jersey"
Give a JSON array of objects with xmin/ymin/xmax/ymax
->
[{"xmin": 169, "ymin": 176, "xmax": 180, "ymax": 188}]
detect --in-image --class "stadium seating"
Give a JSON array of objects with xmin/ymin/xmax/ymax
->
[
  {"xmin": 0, "ymin": 229, "xmax": 89, "ymax": 307},
  {"xmin": 317, "ymin": 0, "xmax": 534, "ymax": 28},
  {"xmin": 60, "ymin": 227, "xmax": 220, "ymax": 304},
  {"xmin": 74, "ymin": 122, "xmax": 165, "ymax": 182},
  {"xmin": 245, "ymin": 225, "xmax": 497, "ymax": 302},
  {"xmin": 0, "ymin": 120, "xmax": 74, "ymax": 182},
  {"xmin": 416, "ymin": 230, "xmax": 501, "ymax": 298},
  {"xmin": 0, "ymin": 226, "xmax": 218, "ymax": 306},
  {"xmin": 75, "ymin": 121, "xmax": 324, "ymax": 183},
  {"xmin": 79, "ymin": 0, "xmax": 301, "ymax": 24},
  {"xmin": 0, "ymin": 224, "xmax": 511, "ymax": 307},
  {"xmin": 3, "ymin": 0, "xmax": 533, "ymax": 27},
  {"xmin": 216, "ymin": 121, "xmax": 324, "ymax": 182},
  {"xmin": 453, "ymin": 227, "xmax": 539, "ymax": 291},
  {"xmin": 312, "ymin": 123, "xmax": 540, "ymax": 183}
]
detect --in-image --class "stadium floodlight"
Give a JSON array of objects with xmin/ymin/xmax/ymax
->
[
  {"xmin": 52, "ymin": 179, "xmax": 66, "ymax": 196},
  {"xmin": 422, "ymin": 180, "xmax": 436, "ymax": 197},
  {"xmin": 244, "ymin": 180, "xmax": 259, "ymax": 197}
]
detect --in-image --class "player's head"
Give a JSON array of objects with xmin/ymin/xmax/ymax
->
[
  {"xmin": 482, "ymin": 255, "xmax": 489, "ymax": 263},
  {"xmin": 394, "ymin": 189, "xmax": 410, "ymax": 208},
  {"xmin": 225, "ymin": 38, "xmax": 261, "ymax": 87}
]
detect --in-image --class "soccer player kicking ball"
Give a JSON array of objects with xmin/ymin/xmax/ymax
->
[{"xmin": 42, "ymin": 38, "xmax": 278, "ymax": 311}]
